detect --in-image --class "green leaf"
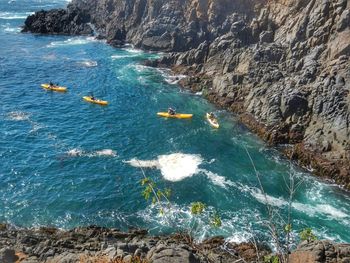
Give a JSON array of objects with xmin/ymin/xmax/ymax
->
[
  {"xmin": 190, "ymin": 202, "xmax": 206, "ymax": 215},
  {"xmin": 211, "ymin": 213, "xmax": 222, "ymax": 228},
  {"xmin": 164, "ymin": 188, "xmax": 171, "ymax": 198},
  {"xmin": 284, "ymin": 224, "xmax": 292, "ymax": 233},
  {"xmin": 263, "ymin": 255, "xmax": 280, "ymax": 263},
  {"xmin": 300, "ymin": 228, "xmax": 317, "ymax": 242}
]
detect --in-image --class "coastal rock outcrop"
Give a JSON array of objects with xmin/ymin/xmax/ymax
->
[
  {"xmin": 0, "ymin": 224, "xmax": 267, "ymax": 263},
  {"xmin": 22, "ymin": 0, "xmax": 350, "ymax": 188},
  {"xmin": 1, "ymin": 224, "xmax": 350, "ymax": 262}
]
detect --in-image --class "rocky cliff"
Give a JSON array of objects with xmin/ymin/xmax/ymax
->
[
  {"xmin": 1, "ymin": 224, "xmax": 350, "ymax": 263},
  {"xmin": 22, "ymin": 0, "xmax": 350, "ymax": 189},
  {"xmin": 0, "ymin": 224, "xmax": 268, "ymax": 262}
]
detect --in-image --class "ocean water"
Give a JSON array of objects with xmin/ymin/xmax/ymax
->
[{"xmin": 0, "ymin": 0, "xmax": 349, "ymax": 245}]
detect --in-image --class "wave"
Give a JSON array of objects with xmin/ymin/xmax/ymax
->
[
  {"xmin": 126, "ymin": 153, "xmax": 202, "ymax": 182},
  {"xmin": 248, "ymin": 187, "xmax": 349, "ymax": 221},
  {"xmin": 66, "ymin": 148, "xmax": 117, "ymax": 157},
  {"xmin": 125, "ymin": 153, "xmax": 235, "ymax": 187},
  {"xmin": 1, "ymin": 24, "xmax": 20, "ymax": 33},
  {"xmin": 7, "ymin": 111, "xmax": 30, "ymax": 121},
  {"xmin": 111, "ymin": 54, "xmax": 139, "ymax": 60},
  {"xmin": 155, "ymin": 68, "xmax": 187, "ymax": 85},
  {"xmin": 199, "ymin": 169, "xmax": 236, "ymax": 188},
  {"xmin": 0, "ymin": 11, "xmax": 33, "ymax": 20},
  {"xmin": 47, "ymin": 37, "xmax": 97, "ymax": 48},
  {"xmin": 77, "ymin": 60, "xmax": 98, "ymax": 67},
  {"xmin": 122, "ymin": 48, "xmax": 144, "ymax": 54},
  {"xmin": 138, "ymin": 203, "xmax": 260, "ymax": 242}
]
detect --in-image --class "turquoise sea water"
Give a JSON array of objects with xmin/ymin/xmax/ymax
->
[{"xmin": 1, "ymin": 0, "xmax": 349, "ymax": 244}]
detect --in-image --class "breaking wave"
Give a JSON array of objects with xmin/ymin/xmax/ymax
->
[
  {"xmin": 0, "ymin": 11, "xmax": 33, "ymax": 19},
  {"xmin": 47, "ymin": 37, "xmax": 97, "ymax": 47},
  {"xmin": 125, "ymin": 153, "xmax": 235, "ymax": 187}
]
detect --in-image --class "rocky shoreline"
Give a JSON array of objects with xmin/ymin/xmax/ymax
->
[
  {"xmin": 1, "ymin": 224, "xmax": 350, "ymax": 263},
  {"xmin": 21, "ymin": 0, "xmax": 350, "ymax": 189},
  {"xmin": 0, "ymin": 224, "xmax": 265, "ymax": 262}
]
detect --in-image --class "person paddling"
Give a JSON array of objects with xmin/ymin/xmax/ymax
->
[
  {"xmin": 209, "ymin": 112, "xmax": 215, "ymax": 119},
  {"xmin": 168, "ymin": 107, "xmax": 176, "ymax": 115}
]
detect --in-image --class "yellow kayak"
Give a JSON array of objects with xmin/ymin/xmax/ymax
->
[
  {"xmin": 83, "ymin": 96, "xmax": 108, "ymax": 105},
  {"xmin": 157, "ymin": 112, "xmax": 193, "ymax": 119},
  {"xmin": 206, "ymin": 113, "xmax": 219, "ymax": 128},
  {"xmin": 41, "ymin": 84, "xmax": 67, "ymax": 92}
]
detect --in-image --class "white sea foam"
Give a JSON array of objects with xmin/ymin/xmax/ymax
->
[
  {"xmin": 122, "ymin": 48, "xmax": 143, "ymax": 54},
  {"xmin": 66, "ymin": 148, "xmax": 116, "ymax": 157},
  {"xmin": 7, "ymin": 111, "xmax": 30, "ymax": 121},
  {"xmin": 248, "ymin": 186, "xmax": 349, "ymax": 221},
  {"xmin": 67, "ymin": 148, "xmax": 84, "ymax": 157},
  {"xmin": 164, "ymin": 74, "xmax": 187, "ymax": 85},
  {"xmin": 47, "ymin": 37, "xmax": 97, "ymax": 48},
  {"xmin": 315, "ymin": 204, "xmax": 348, "ymax": 219},
  {"xmin": 88, "ymin": 149, "xmax": 117, "ymax": 157},
  {"xmin": 77, "ymin": 60, "xmax": 98, "ymax": 67},
  {"xmin": 124, "ymin": 158, "xmax": 159, "ymax": 168},
  {"xmin": 250, "ymin": 188, "xmax": 287, "ymax": 208},
  {"xmin": 29, "ymin": 122, "xmax": 44, "ymax": 133},
  {"xmin": 199, "ymin": 169, "xmax": 236, "ymax": 188},
  {"xmin": 126, "ymin": 153, "xmax": 202, "ymax": 181},
  {"xmin": 155, "ymin": 68, "xmax": 187, "ymax": 85},
  {"xmin": 1, "ymin": 24, "xmax": 20, "ymax": 33},
  {"xmin": 42, "ymin": 54, "xmax": 57, "ymax": 60},
  {"xmin": 126, "ymin": 153, "xmax": 235, "ymax": 187},
  {"xmin": 0, "ymin": 11, "xmax": 33, "ymax": 19},
  {"xmin": 111, "ymin": 54, "xmax": 139, "ymax": 60},
  {"xmin": 158, "ymin": 153, "xmax": 202, "ymax": 181}
]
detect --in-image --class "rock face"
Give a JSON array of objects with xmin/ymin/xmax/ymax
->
[
  {"xmin": 289, "ymin": 240, "xmax": 350, "ymax": 263},
  {"xmin": 1, "ymin": 224, "xmax": 349, "ymax": 262},
  {"xmin": 0, "ymin": 224, "xmax": 267, "ymax": 263},
  {"xmin": 22, "ymin": 8, "xmax": 93, "ymax": 35},
  {"xmin": 22, "ymin": 0, "xmax": 350, "ymax": 188}
]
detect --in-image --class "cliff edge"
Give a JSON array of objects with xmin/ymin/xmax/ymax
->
[{"xmin": 22, "ymin": 0, "xmax": 350, "ymax": 189}]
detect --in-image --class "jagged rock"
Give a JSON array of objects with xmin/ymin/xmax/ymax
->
[
  {"xmin": 147, "ymin": 244, "xmax": 200, "ymax": 263},
  {"xmin": 21, "ymin": 0, "xmax": 350, "ymax": 186},
  {"xmin": 259, "ymin": 30, "xmax": 274, "ymax": 43},
  {"xmin": 289, "ymin": 240, "xmax": 350, "ymax": 263},
  {"xmin": 0, "ymin": 248, "xmax": 18, "ymax": 263}
]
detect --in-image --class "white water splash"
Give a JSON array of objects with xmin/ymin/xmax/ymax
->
[
  {"xmin": 47, "ymin": 37, "xmax": 97, "ymax": 48},
  {"xmin": 122, "ymin": 48, "xmax": 143, "ymax": 54},
  {"xmin": 66, "ymin": 148, "xmax": 84, "ymax": 157},
  {"xmin": 247, "ymin": 186, "xmax": 349, "ymax": 221},
  {"xmin": 126, "ymin": 153, "xmax": 235, "ymax": 187},
  {"xmin": 88, "ymin": 149, "xmax": 117, "ymax": 157},
  {"xmin": 7, "ymin": 111, "xmax": 30, "ymax": 121},
  {"xmin": 158, "ymin": 153, "xmax": 202, "ymax": 181}
]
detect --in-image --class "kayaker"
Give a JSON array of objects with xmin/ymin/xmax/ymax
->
[
  {"xmin": 168, "ymin": 107, "xmax": 176, "ymax": 115},
  {"xmin": 209, "ymin": 112, "xmax": 215, "ymax": 119},
  {"xmin": 49, "ymin": 81, "xmax": 54, "ymax": 87}
]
